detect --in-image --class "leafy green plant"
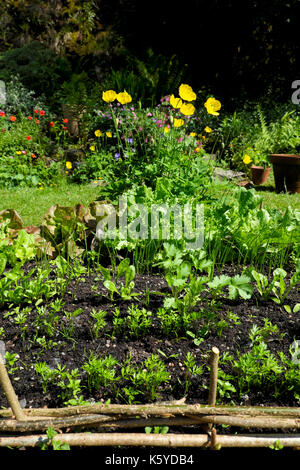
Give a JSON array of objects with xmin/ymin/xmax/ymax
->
[
  {"xmin": 216, "ymin": 369, "xmax": 237, "ymax": 400},
  {"xmin": 183, "ymin": 352, "xmax": 203, "ymax": 394},
  {"xmin": 145, "ymin": 426, "xmax": 169, "ymax": 434},
  {"xmin": 82, "ymin": 352, "xmax": 119, "ymax": 393},
  {"xmin": 136, "ymin": 354, "xmax": 170, "ymax": 401},
  {"xmin": 12, "ymin": 306, "xmax": 31, "ymax": 341},
  {"xmin": 251, "ymin": 265, "xmax": 300, "ymax": 305},
  {"xmin": 60, "ymin": 308, "xmax": 83, "ymax": 341},
  {"xmin": 89, "ymin": 309, "xmax": 107, "ymax": 339},
  {"xmin": 233, "ymin": 340, "xmax": 283, "ymax": 396},
  {"xmin": 54, "ymin": 364, "xmax": 83, "ymax": 405},
  {"xmin": 255, "ymin": 107, "xmax": 300, "ymax": 155},
  {"xmin": 100, "ymin": 258, "xmax": 140, "ymax": 301},
  {"xmin": 34, "ymin": 305, "xmax": 60, "ymax": 338},
  {"xmin": 156, "ymin": 307, "xmax": 184, "ymax": 338},
  {"xmin": 0, "ymin": 263, "xmax": 57, "ymax": 307},
  {"xmin": 35, "ymin": 361, "xmax": 57, "ymax": 393},
  {"xmin": 39, "ymin": 426, "xmax": 71, "ymax": 450},
  {"xmin": 120, "ymin": 354, "xmax": 170, "ymax": 402},
  {"xmin": 207, "ymin": 273, "xmax": 253, "ymax": 301},
  {"xmin": 248, "ymin": 320, "xmax": 279, "ymax": 345},
  {"xmin": 125, "ymin": 305, "xmax": 152, "ymax": 339},
  {"xmin": 5, "ymin": 351, "xmax": 19, "ymax": 375}
]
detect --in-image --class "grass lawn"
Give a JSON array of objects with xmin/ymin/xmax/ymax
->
[
  {"xmin": 0, "ymin": 181, "xmax": 104, "ymax": 227},
  {"xmin": 1, "ymin": 169, "xmax": 299, "ymax": 227},
  {"xmin": 211, "ymin": 170, "xmax": 300, "ymax": 212}
]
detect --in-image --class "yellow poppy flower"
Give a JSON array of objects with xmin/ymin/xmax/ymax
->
[
  {"xmin": 170, "ymin": 94, "xmax": 183, "ymax": 109},
  {"xmin": 205, "ymin": 126, "xmax": 212, "ymax": 133},
  {"xmin": 106, "ymin": 132, "xmax": 112, "ymax": 138},
  {"xmin": 16, "ymin": 151, "xmax": 22, "ymax": 155},
  {"xmin": 95, "ymin": 130, "xmax": 102, "ymax": 137},
  {"xmin": 164, "ymin": 126, "xmax": 170, "ymax": 133},
  {"xmin": 243, "ymin": 154, "xmax": 252, "ymax": 164},
  {"xmin": 204, "ymin": 97, "xmax": 221, "ymax": 116},
  {"xmin": 173, "ymin": 118, "xmax": 185, "ymax": 127},
  {"xmin": 102, "ymin": 90, "xmax": 117, "ymax": 103},
  {"xmin": 179, "ymin": 84, "xmax": 197, "ymax": 102},
  {"xmin": 116, "ymin": 91, "xmax": 132, "ymax": 105},
  {"xmin": 90, "ymin": 145, "xmax": 95, "ymax": 151},
  {"xmin": 66, "ymin": 161, "xmax": 72, "ymax": 169},
  {"xmin": 180, "ymin": 102, "xmax": 195, "ymax": 116},
  {"xmin": 190, "ymin": 132, "xmax": 197, "ymax": 137}
]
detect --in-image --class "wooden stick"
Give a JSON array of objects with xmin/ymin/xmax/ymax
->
[
  {"xmin": 0, "ymin": 358, "xmax": 26, "ymax": 421},
  {"xmin": 208, "ymin": 347, "xmax": 219, "ymax": 406},
  {"xmin": 1, "ymin": 433, "xmax": 300, "ymax": 448},
  {"xmin": 207, "ymin": 347, "xmax": 219, "ymax": 434},
  {"xmin": 93, "ymin": 416, "xmax": 207, "ymax": 430},
  {"xmin": 187, "ymin": 414, "xmax": 300, "ymax": 429},
  {"xmin": 2, "ymin": 403, "xmax": 300, "ymax": 419},
  {"xmin": 1, "ymin": 413, "xmax": 299, "ymax": 433},
  {"xmin": 0, "ymin": 414, "xmax": 117, "ymax": 432},
  {"xmin": 210, "ymin": 428, "xmax": 217, "ymax": 450}
]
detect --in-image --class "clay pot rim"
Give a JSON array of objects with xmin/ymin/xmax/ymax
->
[
  {"xmin": 270, "ymin": 154, "xmax": 300, "ymax": 158},
  {"xmin": 251, "ymin": 165, "xmax": 271, "ymax": 170},
  {"xmin": 270, "ymin": 154, "xmax": 300, "ymax": 166}
]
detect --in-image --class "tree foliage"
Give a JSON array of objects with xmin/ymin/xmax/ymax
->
[{"xmin": 0, "ymin": 0, "xmax": 299, "ymax": 104}]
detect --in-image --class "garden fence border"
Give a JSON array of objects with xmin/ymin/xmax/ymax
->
[{"xmin": 1, "ymin": 346, "xmax": 300, "ymax": 450}]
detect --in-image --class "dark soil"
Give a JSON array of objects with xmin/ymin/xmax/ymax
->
[{"xmin": 0, "ymin": 261, "xmax": 299, "ymax": 412}]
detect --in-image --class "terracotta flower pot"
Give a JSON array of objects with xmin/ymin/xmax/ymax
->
[
  {"xmin": 269, "ymin": 154, "xmax": 300, "ymax": 194},
  {"xmin": 250, "ymin": 165, "xmax": 271, "ymax": 185}
]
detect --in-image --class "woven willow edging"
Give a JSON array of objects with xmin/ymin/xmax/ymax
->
[{"xmin": 1, "ymin": 346, "xmax": 300, "ymax": 449}]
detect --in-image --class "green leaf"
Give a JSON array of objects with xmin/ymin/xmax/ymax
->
[
  {"xmin": 228, "ymin": 275, "xmax": 253, "ymax": 300},
  {"xmin": 99, "ymin": 265, "xmax": 111, "ymax": 281},
  {"xmin": 178, "ymin": 262, "xmax": 191, "ymax": 279},
  {"xmin": 0, "ymin": 254, "xmax": 7, "ymax": 275},
  {"xmin": 103, "ymin": 280, "xmax": 119, "ymax": 293},
  {"xmin": 125, "ymin": 265, "xmax": 135, "ymax": 286},
  {"xmin": 163, "ymin": 297, "xmax": 176, "ymax": 309},
  {"xmin": 293, "ymin": 303, "xmax": 300, "ymax": 313},
  {"xmin": 117, "ymin": 258, "xmax": 130, "ymax": 279},
  {"xmin": 207, "ymin": 275, "xmax": 230, "ymax": 290}
]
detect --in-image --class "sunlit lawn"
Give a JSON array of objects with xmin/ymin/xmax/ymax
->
[
  {"xmin": 0, "ymin": 181, "xmax": 103, "ymax": 226},
  {"xmin": 210, "ymin": 168, "xmax": 300, "ymax": 212}
]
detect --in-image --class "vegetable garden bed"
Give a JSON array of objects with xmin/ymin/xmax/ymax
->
[
  {"xmin": 1, "ymin": 344, "xmax": 300, "ymax": 451},
  {"xmin": 0, "ymin": 254, "xmax": 299, "ymax": 451}
]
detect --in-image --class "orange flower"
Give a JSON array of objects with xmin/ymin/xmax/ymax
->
[
  {"xmin": 50, "ymin": 121, "xmax": 55, "ymax": 127},
  {"xmin": 26, "ymin": 136, "xmax": 31, "ymax": 141},
  {"xmin": 63, "ymin": 118, "xmax": 69, "ymax": 123},
  {"xmin": 28, "ymin": 116, "xmax": 33, "ymax": 120},
  {"xmin": 35, "ymin": 119, "xmax": 40, "ymax": 125},
  {"xmin": 0, "ymin": 111, "xmax": 5, "ymax": 117},
  {"xmin": 39, "ymin": 110, "xmax": 45, "ymax": 116},
  {"xmin": 10, "ymin": 116, "xmax": 16, "ymax": 122}
]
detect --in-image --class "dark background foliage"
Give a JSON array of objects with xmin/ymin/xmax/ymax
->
[{"xmin": 0, "ymin": 0, "xmax": 299, "ymax": 107}]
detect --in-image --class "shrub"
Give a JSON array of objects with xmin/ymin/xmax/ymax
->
[{"xmin": 0, "ymin": 41, "xmax": 72, "ymax": 100}]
